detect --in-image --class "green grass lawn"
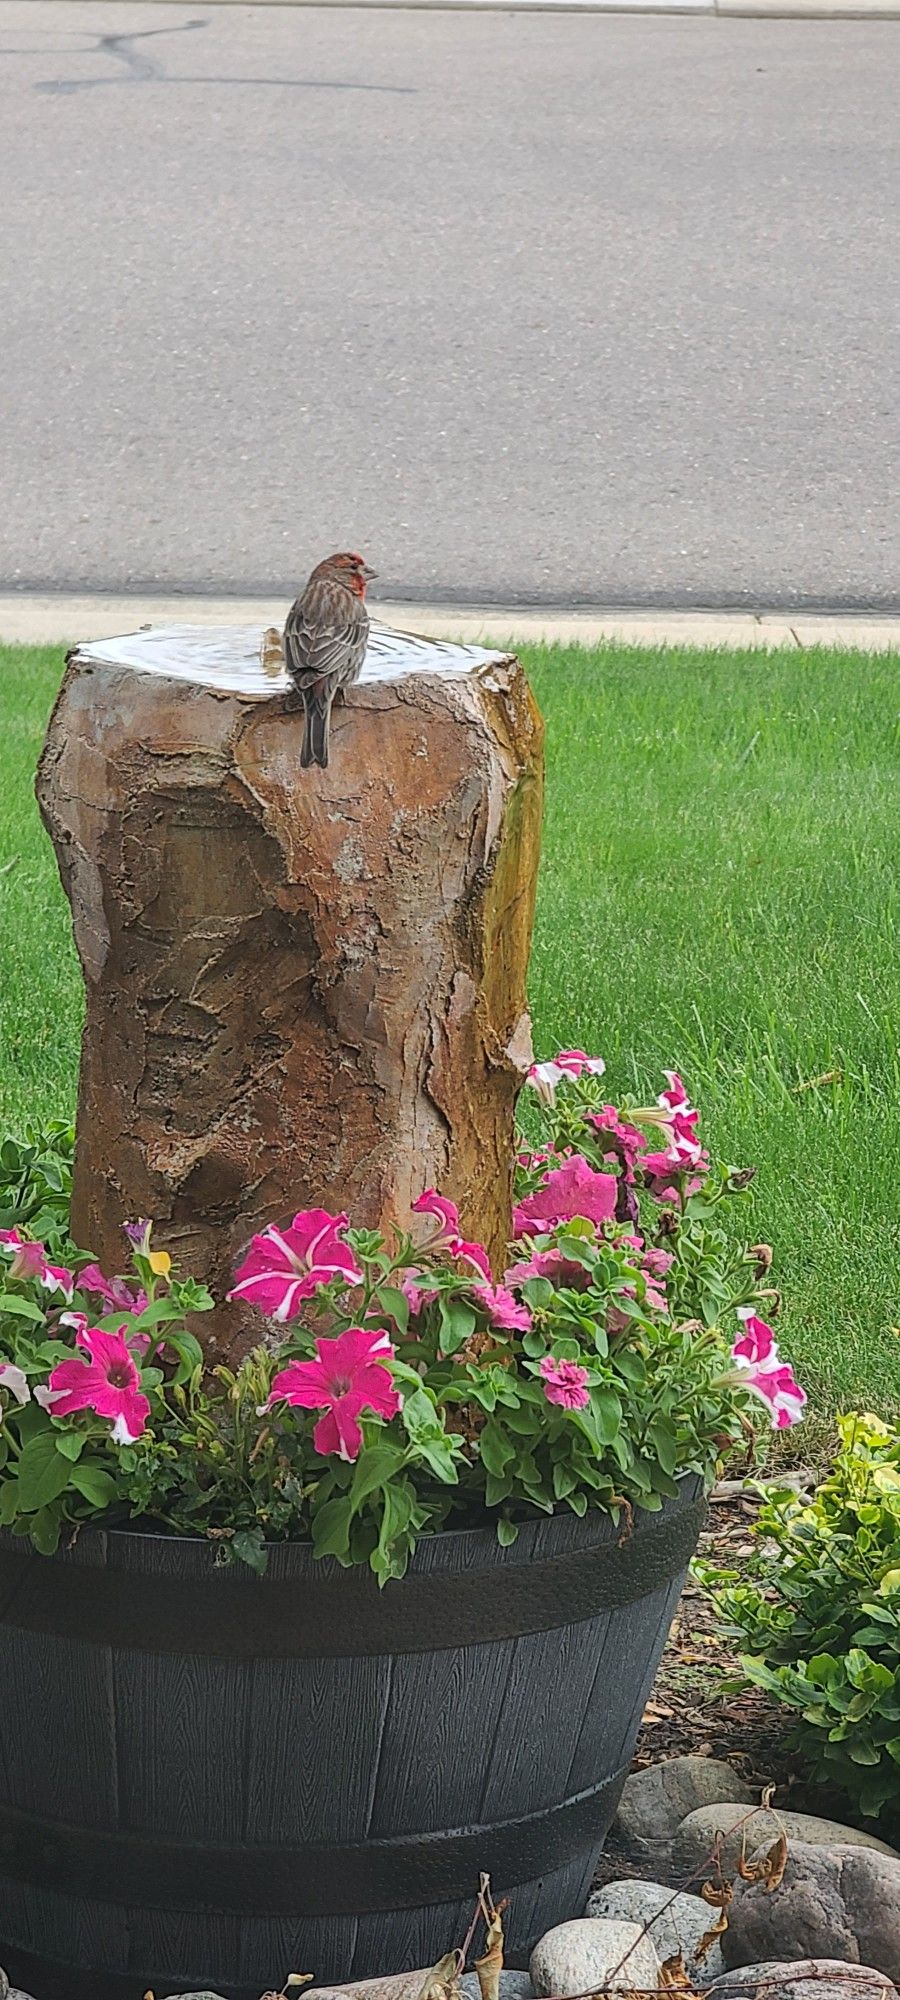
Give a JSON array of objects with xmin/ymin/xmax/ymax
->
[{"xmin": 2, "ymin": 640, "xmax": 899, "ymax": 1428}]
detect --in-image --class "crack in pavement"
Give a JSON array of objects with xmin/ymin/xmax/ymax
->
[{"xmin": 7, "ymin": 17, "xmax": 414, "ymax": 95}]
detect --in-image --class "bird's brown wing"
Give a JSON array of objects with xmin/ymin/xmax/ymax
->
[{"xmin": 284, "ymin": 576, "xmax": 368, "ymax": 692}]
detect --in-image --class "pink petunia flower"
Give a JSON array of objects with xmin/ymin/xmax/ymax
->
[
  {"xmin": 527, "ymin": 1051, "xmax": 606, "ymax": 1105},
  {"xmin": 504, "ymin": 1249, "xmax": 593, "ymax": 1293},
  {"xmin": 641, "ymin": 1148, "xmax": 710, "ymax": 1204},
  {"xmin": 591, "ymin": 1107, "xmax": 647, "ymax": 1181},
  {"xmin": 268, "ymin": 1326, "xmax": 402, "ymax": 1462},
  {"xmin": 513, "ymin": 1154, "xmax": 618, "ymax": 1237},
  {"xmin": 412, "ymin": 1191, "xmax": 492, "ymax": 1281},
  {"xmin": 0, "ymin": 1230, "xmax": 74, "ymax": 1301},
  {"xmin": 398, "ymin": 1268, "xmax": 439, "ymax": 1314},
  {"xmin": 642, "ymin": 1245, "xmax": 675, "ymax": 1280},
  {"xmin": 471, "ymin": 1282, "xmax": 532, "ymax": 1332},
  {"xmin": 78, "ymin": 1264, "xmax": 149, "ymax": 1315},
  {"xmin": 46, "ymin": 1324, "xmax": 151, "ymax": 1443},
  {"xmin": 228, "ymin": 1209, "xmax": 363, "ymax": 1324},
  {"xmin": 539, "ymin": 1356, "xmax": 590, "ymax": 1411},
  {"xmin": 730, "ymin": 1310, "xmax": 806, "ymax": 1429}
]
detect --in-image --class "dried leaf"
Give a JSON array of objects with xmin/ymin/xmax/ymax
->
[
  {"xmin": 261, "ymin": 626, "xmax": 285, "ymax": 677},
  {"xmin": 738, "ymin": 1833, "xmax": 789, "ymax": 1888},
  {"xmin": 659, "ymin": 1953, "xmax": 704, "ymax": 2000},
  {"xmin": 700, "ymin": 1880, "xmax": 733, "ymax": 1910},
  {"xmin": 475, "ymin": 1889, "xmax": 506, "ymax": 2000},
  {"xmin": 692, "ymin": 1908, "xmax": 729, "ymax": 1964},
  {"xmin": 642, "ymin": 1700, "xmax": 675, "ymax": 1722},
  {"xmin": 417, "ymin": 1951, "xmax": 463, "ymax": 2000},
  {"xmin": 760, "ymin": 1783, "xmax": 776, "ymax": 1809}
]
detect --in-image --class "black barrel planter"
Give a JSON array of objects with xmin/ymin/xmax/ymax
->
[{"xmin": 0, "ymin": 1479, "xmax": 704, "ymax": 2000}]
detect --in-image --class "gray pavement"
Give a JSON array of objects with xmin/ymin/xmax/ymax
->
[{"xmin": 1, "ymin": 3, "xmax": 898, "ymax": 607}]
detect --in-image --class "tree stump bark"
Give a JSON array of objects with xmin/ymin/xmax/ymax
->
[{"xmin": 37, "ymin": 622, "xmax": 544, "ymax": 1360}]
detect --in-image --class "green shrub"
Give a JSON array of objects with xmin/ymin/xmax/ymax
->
[{"xmin": 708, "ymin": 1412, "xmax": 900, "ymax": 1818}]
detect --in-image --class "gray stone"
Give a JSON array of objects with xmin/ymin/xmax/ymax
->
[
  {"xmin": 614, "ymin": 1758, "xmax": 755, "ymax": 1860},
  {"xmin": 586, "ymin": 1878, "xmax": 726, "ymax": 1980},
  {"xmin": 300, "ymin": 1979, "xmax": 429, "ymax": 2000},
  {"xmin": 162, "ymin": 1992, "xmax": 229, "ymax": 1999},
  {"xmin": 460, "ymin": 1976, "xmax": 535, "ymax": 2000},
  {"xmin": 672, "ymin": 1805, "xmax": 900, "ymax": 1885},
  {"xmin": 530, "ymin": 1918, "xmax": 662, "ymax": 1997},
  {"xmin": 708, "ymin": 1959, "xmax": 899, "ymax": 2000},
  {"xmin": 722, "ymin": 1841, "xmax": 900, "ymax": 1985}
]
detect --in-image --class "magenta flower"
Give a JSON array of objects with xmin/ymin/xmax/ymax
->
[
  {"xmin": 412, "ymin": 1190, "xmax": 492, "ymax": 1281},
  {"xmin": 0, "ymin": 1229, "xmax": 74, "ymax": 1301},
  {"xmin": 513, "ymin": 1154, "xmax": 618, "ymax": 1237},
  {"xmin": 46, "ymin": 1324, "xmax": 151, "ymax": 1443},
  {"xmin": 730, "ymin": 1310, "xmax": 806, "ymax": 1430},
  {"xmin": 228, "ymin": 1209, "xmax": 363, "ymax": 1324},
  {"xmin": 78, "ymin": 1264, "xmax": 149, "ymax": 1315},
  {"xmin": 268, "ymin": 1326, "xmax": 402, "ymax": 1462},
  {"xmin": 539, "ymin": 1356, "xmax": 590, "ymax": 1411},
  {"xmin": 591, "ymin": 1107, "xmax": 647, "ymax": 1180},
  {"xmin": 641, "ymin": 1148, "xmax": 710, "ymax": 1204},
  {"xmin": 505, "ymin": 1249, "xmax": 592, "ymax": 1293},
  {"xmin": 471, "ymin": 1282, "xmax": 532, "ymax": 1332},
  {"xmin": 642, "ymin": 1245, "xmax": 674, "ymax": 1280},
  {"xmin": 398, "ymin": 1268, "xmax": 439, "ymax": 1314},
  {"xmin": 527, "ymin": 1050, "xmax": 606, "ymax": 1105}
]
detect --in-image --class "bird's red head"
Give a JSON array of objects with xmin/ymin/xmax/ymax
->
[{"xmin": 311, "ymin": 552, "xmax": 377, "ymax": 599}]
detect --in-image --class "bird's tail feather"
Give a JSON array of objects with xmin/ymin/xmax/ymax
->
[{"xmin": 300, "ymin": 695, "xmax": 331, "ymax": 769}]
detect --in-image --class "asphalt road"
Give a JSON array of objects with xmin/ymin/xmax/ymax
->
[{"xmin": 1, "ymin": 2, "xmax": 898, "ymax": 607}]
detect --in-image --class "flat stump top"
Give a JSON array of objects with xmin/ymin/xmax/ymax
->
[{"xmin": 70, "ymin": 621, "xmax": 512, "ymax": 697}]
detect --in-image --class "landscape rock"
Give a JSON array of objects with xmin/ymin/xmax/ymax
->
[
  {"xmin": 530, "ymin": 1918, "xmax": 662, "ymax": 1996},
  {"xmin": 586, "ymin": 1878, "xmax": 726, "ymax": 1979},
  {"xmin": 708, "ymin": 1958, "xmax": 899, "ymax": 2000},
  {"xmin": 461, "ymin": 1975, "xmax": 535, "ymax": 2000},
  {"xmin": 614, "ymin": 1757, "xmax": 754, "ymax": 1860},
  {"xmin": 672, "ymin": 1805, "xmax": 900, "ymax": 1884},
  {"xmin": 161, "ymin": 1992, "xmax": 229, "ymax": 1999},
  {"xmin": 722, "ymin": 1840, "xmax": 900, "ymax": 1985},
  {"xmin": 299, "ymin": 1977, "xmax": 429, "ymax": 2000}
]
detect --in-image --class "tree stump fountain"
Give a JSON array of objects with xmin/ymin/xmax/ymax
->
[{"xmin": 36, "ymin": 621, "xmax": 544, "ymax": 1355}]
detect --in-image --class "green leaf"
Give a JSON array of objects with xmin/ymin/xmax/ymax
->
[
  {"xmin": 311, "ymin": 1496, "xmax": 353, "ymax": 1560},
  {"xmin": 54, "ymin": 1430, "xmax": 86, "ymax": 1464},
  {"xmin": 479, "ymin": 1420, "xmax": 515, "ymax": 1479},
  {"xmin": 17, "ymin": 1430, "xmax": 76, "ymax": 1511},
  {"xmin": 350, "ymin": 1444, "xmax": 406, "ymax": 1514},
  {"xmin": 0, "ymin": 1294, "xmax": 46, "ymax": 1324},
  {"xmin": 376, "ymin": 1286, "xmax": 410, "ymax": 1336},
  {"xmin": 592, "ymin": 1388, "xmax": 623, "ymax": 1444},
  {"xmin": 437, "ymin": 1298, "xmax": 476, "ymax": 1356},
  {"xmin": 30, "ymin": 1505, "xmax": 62, "ymax": 1555},
  {"xmin": 232, "ymin": 1527, "xmax": 269, "ymax": 1574},
  {"xmin": 69, "ymin": 1463, "xmax": 117, "ymax": 1509},
  {"xmin": 496, "ymin": 1516, "xmax": 518, "ymax": 1547}
]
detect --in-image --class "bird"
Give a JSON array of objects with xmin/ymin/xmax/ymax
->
[{"xmin": 283, "ymin": 552, "xmax": 376, "ymax": 769}]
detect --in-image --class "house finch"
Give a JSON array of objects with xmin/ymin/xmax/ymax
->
[{"xmin": 283, "ymin": 552, "xmax": 375, "ymax": 769}]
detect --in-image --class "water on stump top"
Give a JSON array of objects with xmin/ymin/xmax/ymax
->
[{"xmin": 70, "ymin": 621, "xmax": 511, "ymax": 697}]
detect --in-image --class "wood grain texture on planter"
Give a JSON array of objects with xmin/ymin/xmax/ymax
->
[
  {"xmin": 0, "ymin": 1484, "xmax": 704, "ymax": 2000},
  {"xmin": 36, "ymin": 622, "xmax": 543, "ymax": 1360}
]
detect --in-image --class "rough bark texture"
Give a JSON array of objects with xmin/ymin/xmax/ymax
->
[{"xmin": 36, "ymin": 624, "xmax": 543, "ymax": 1360}]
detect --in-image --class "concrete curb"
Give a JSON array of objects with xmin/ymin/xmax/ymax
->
[
  {"xmin": 12, "ymin": 0, "xmax": 900, "ymax": 12},
  {"xmin": 2, "ymin": 595, "xmax": 899, "ymax": 652}
]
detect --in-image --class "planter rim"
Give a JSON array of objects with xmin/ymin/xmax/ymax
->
[
  {"xmin": 85, "ymin": 1465, "xmax": 703, "ymax": 1555},
  {"xmin": 0, "ymin": 1477, "xmax": 705, "ymax": 1659}
]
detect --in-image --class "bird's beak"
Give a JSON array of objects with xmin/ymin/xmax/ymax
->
[{"xmin": 362, "ymin": 564, "xmax": 377, "ymax": 581}]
